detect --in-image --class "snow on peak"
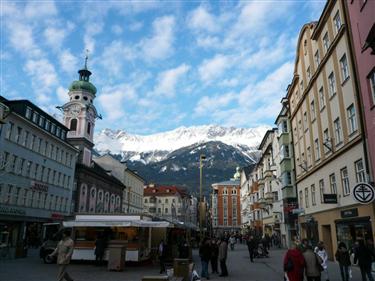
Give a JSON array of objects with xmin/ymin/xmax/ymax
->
[{"xmin": 95, "ymin": 124, "xmax": 271, "ymax": 155}]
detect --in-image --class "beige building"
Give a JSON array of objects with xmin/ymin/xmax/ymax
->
[
  {"xmin": 287, "ymin": 0, "xmax": 374, "ymax": 260},
  {"xmin": 93, "ymin": 154, "xmax": 144, "ymax": 214}
]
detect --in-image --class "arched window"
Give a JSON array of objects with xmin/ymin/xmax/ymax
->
[
  {"xmin": 70, "ymin": 119, "xmax": 77, "ymax": 131},
  {"xmin": 87, "ymin": 122, "xmax": 91, "ymax": 135}
]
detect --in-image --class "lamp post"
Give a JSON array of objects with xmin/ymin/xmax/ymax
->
[{"xmin": 199, "ymin": 154, "xmax": 206, "ymax": 240}]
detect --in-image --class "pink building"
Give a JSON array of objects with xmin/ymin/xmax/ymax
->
[{"xmin": 345, "ymin": 0, "xmax": 375, "ymax": 181}]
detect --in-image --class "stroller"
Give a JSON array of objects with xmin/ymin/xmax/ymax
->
[{"xmin": 254, "ymin": 243, "xmax": 269, "ymax": 258}]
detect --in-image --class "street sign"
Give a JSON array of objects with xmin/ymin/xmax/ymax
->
[{"xmin": 353, "ymin": 183, "xmax": 375, "ymax": 204}]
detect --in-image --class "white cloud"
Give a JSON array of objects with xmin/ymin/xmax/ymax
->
[
  {"xmin": 7, "ymin": 22, "xmax": 42, "ymax": 58},
  {"xmin": 219, "ymin": 78, "xmax": 239, "ymax": 88},
  {"xmin": 24, "ymin": 58, "xmax": 59, "ymax": 103},
  {"xmin": 198, "ymin": 54, "xmax": 231, "ymax": 83},
  {"xmin": 84, "ymin": 22, "xmax": 104, "ymax": 54},
  {"xmin": 99, "ymin": 40, "xmax": 136, "ymax": 75},
  {"xmin": 97, "ymin": 84, "xmax": 137, "ymax": 121},
  {"xmin": 196, "ymin": 35, "xmax": 221, "ymax": 49},
  {"xmin": 56, "ymin": 86, "xmax": 68, "ymax": 103},
  {"xmin": 129, "ymin": 21, "xmax": 143, "ymax": 31},
  {"xmin": 59, "ymin": 49, "xmax": 78, "ymax": 73},
  {"xmin": 24, "ymin": 1, "xmax": 57, "ymax": 19},
  {"xmin": 111, "ymin": 25, "xmax": 123, "ymax": 35},
  {"xmin": 187, "ymin": 6, "xmax": 219, "ymax": 33},
  {"xmin": 154, "ymin": 64, "xmax": 190, "ymax": 98},
  {"xmin": 43, "ymin": 26, "xmax": 69, "ymax": 51},
  {"xmin": 140, "ymin": 15, "xmax": 175, "ymax": 60},
  {"xmin": 195, "ymin": 92, "xmax": 237, "ymax": 115}
]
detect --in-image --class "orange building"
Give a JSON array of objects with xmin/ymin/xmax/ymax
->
[{"xmin": 211, "ymin": 179, "xmax": 241, "ymax": 234}]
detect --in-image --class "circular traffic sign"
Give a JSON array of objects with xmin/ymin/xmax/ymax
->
[{"xmin": 352, "ymin": 183, "xmax": 375, "ymax": 204}]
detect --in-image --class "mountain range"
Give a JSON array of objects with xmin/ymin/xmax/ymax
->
[{"xmin": 94, "ymin": 125, "xmax": 269, "ymax": 194}]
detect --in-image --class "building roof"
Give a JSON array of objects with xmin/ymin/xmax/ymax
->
[
  {"xmin": 76, "ymin": 162, "xmax": 126, "ymax": 188},
  {"xmin": 241, "ymin": 164, "xmax": 256, "ymax": 180},
  {"xmin": 212, "ymin": 179, "xmax": 240, "ymax": 186},
  {"xmin": 144, "ymin": 185, "xmax": 188, "ymax": 197}
]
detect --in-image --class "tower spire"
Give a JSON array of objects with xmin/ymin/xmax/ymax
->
[
  {"xmin": 84, "ymin": 49, "xmax": 89, "ymax": 70},
  {"xmin": 78, "ymin": 50, "xmax": 92, "ymax": 82}
]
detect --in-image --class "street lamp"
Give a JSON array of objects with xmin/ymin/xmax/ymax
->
[{"xmin": 199, "ymin": 154, "xmax": 206, "ymax": 240}]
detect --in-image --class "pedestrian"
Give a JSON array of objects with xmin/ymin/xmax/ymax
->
[
  {"xmin": 315, "ymin": 241, "xmax": 330, "ymax": 281},
  {"xmin": 48, "ymin": 229, "xmax": 74, "ymax": 281},
  {"xmin": 354, "ymin": 239, "xmax": 375, "ymax": 281},
  {"xmin": 218, "ymin": 237, "xmax": 228, "ymax": 277},
  {"xmin": 283, "ymin": 241, "xmax": 305, "ymax": 281},
  {"xmin": 247, "ymin": 235, "xmax": 257, "ymax": 262},
  {"xmin": 199, "ymin": 238, "xmax": 211, "ymax": 280},
  {"xmin": 210, "ymin": 238, "xmax": 219, "ymax": 274},
  {"xmin": 94, "ymin": 233, "xmax": 106, "ymax": 266},
  {"xmin": 178, "ymin": 240, "xmax": 189, "ymax": 259},
  {"xmin": 303, "ymin": 245, "xmax": 323, "ymax": 281},
  {"xmin": 158, "ymin": 239, "xmax": 166, "ymax": 274},
  {"xmin": 335, "ymin": 242, "xmax": 351, "ymax": 281},
  {"xmin": 229, "ymin": 235, "xmax": 236, "ymax": 251}
]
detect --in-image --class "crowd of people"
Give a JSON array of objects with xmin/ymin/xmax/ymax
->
[{"xmin": 283, "ymin": 238, "xmax": 375, "ymax": 281}]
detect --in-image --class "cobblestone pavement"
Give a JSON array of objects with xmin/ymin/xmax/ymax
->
[{"xmin": 0, "ymin": 244, "xmax": 365, "ymax": 281}]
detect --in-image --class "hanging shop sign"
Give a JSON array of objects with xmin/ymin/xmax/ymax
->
[
  {"xmin": 340, "ymin": 208, "xmax": 358, "ymax": 218},
  {"xmin": 323, "ymin": 194, "xmax": 337, "ymax": 204},
  {"xmin": 0, "ymin": 206, "xmax": 26, "ymax": 216},
  {"xmin": 353, "ymin": 183, "xmax": 375, "ymax": 204}
]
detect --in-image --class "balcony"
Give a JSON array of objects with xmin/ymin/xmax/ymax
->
[
  {"xmin": 264, "ymin": 169, "xmax": 274, "ymax": 179},
  {"xmin": 280, "ymin": 158, "xmax": 292, "ymax": 172},
  {"xmin": 278, "ymin": 133, "xmax": 290, "ymax": 145},
  {"xmin": 282, "ymin": 186, "xmax": 296, "ymax": 199}
]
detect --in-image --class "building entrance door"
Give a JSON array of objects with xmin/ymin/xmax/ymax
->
[{"xmin": 322, "ymin": 224, "xmax": 333, "ymax": 260}]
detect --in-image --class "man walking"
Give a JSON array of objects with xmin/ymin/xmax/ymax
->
[
  {"xmin": 218, "ymin": 237, "xmax": 228, "ymax": 277},
  {"xmin": 199, "ymin": 238, "xmax": 211, "ymax": 280},
  {"xmin": 49, "ymin": 229, "xmax": 74, "ymax": 281},
  {"xmin": 158, "ymin": 240, "xmax": 166, "ymax": 274},
  {"xmin": 354, "ymin": 239, "xmax": 375, "ymax": 281},
  {"xmin": 247, "ymin": 235, "xmax": 257, "ymax": 262}
]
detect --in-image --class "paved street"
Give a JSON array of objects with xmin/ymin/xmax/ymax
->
[{"xmin": 0, "ymin": 244, "xmax": 364, "ymax": 281}]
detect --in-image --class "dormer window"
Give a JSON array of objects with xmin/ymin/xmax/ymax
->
[
  {"xmin": 70, "ymin": 119, "xmax": 77, "ymax": 131},
  {"xmin": 87, "ymin": 122, "xmax": 91, "ymax": 135}
]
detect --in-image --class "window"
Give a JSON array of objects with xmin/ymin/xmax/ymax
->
[
  {"xmin": 303, "ymin": 112, "xmax": 308, "ymax": 128},
  {"xmin": 23, "ymin": 131, "xmax": 29, "ymax": 147},
  {"xmin": 311, "ymin": 185, "xmax": 316, "ymax": 206},
  {"xmin": 165, "ymin": 208, "xmax": 168, "ymax": 214},
  {"xmin": 44, "ymin": 120, "xmax": 50, "ymax": 131},
  {"xmin": 300, "ymin": 81, "xmax": 304, "ymax": 92},
  {"xmin": 30, "ymin": 134, "xmax": 36, "ymax": 150},
  {"xmin": 341, "ymin": 167, "xmax": 350, "ymax": 196},
  {"xmin": 315, "ymin": 50, "xmax": 320, "ymax": 66},
  {"xmin": 32, "ymin": 112, "xmax": 39, "ymax": 123},
  {"xmin": 347, "ymin": 104, "xmax": 357, "ymax": 134},
  {"xmin": 5, "ymin": 122, "xmax": 13, "ymax": 139},
  {"xmin": 280, "ymin": 145, "xmax": 290, "ymax": 159},
  {"xmin": 299, "ymin": 190, "xmax": 303, "ymax": 208},
  {"xmin": 38, "ymin": 116, "xmax": 45, "ymax": 127},
  {"xmin": 56, "ymin": 127, "xmax": 61, "ymax": 138},
  {"xmin": 15, "ymin": 126, "xmax": 22, "ymax": 143},
  {"xmin": 319, "ymin": 87, "xmax": 325, "ymax": 109},
  {"xmin": 51, "ymin": 124, "xmax": 56, "ymax": 134},
  {"xmin": 329, "ymin": 173, "xmax": 337, "ymax": 194},
  {"xmin": 340, "ymin": 54, "xmax": 349, "ymax": 82},
  {"xmin": 25, "ymin": 107, "xmax": 32, "ymax": 119},
  {"xmin": 319, "ymin": 179, "xmax": 325, "ymax": 203},
  {"xmin": 26, "ymin": 161, "xmax": 31, "ymax": 177},
  {"xmin": 307, "ymin": 66, "xmax": 311, "ymax": 80},
  {"xmin": 323, "ymin": 129, "xmax": 331, "ymax": 153},
  {"xmin": 311, "ymin": 100, "xmax": 316, "ymax": 120},
  {"xmin": 334, "ymin": 11, "xmax": 341, "ymax": 34},
  {"xmin": 328, "ymin": 72, "xmax": 336, "ymax": 97},
  {"xmin": 355, "ymin": 159, "xmax": 366, "ymax": 183},
  {"xmin": 370, "ymin": 71, "xmax": 375, "ymax": 105},
  {"xmin": 307, "ymin": 147, "xmax": 312, "ymax": 167},
  {"xmin": 70, "ymin": 119, "xmax": 77, "ymax": 131},
  {"xmin": 87, "ymin": 123, "xmax": 91, "ymax": 135},
  {"xmin": 315, "ymin": 139, "xmax": 320, "ymax": 160},
  {"xmin": 334, "ymin": 118, "xmax": 342, "ymax": 145},
  {"xmin": 323, "ymin": 32, "xmax": 330, "ymax": 52}
]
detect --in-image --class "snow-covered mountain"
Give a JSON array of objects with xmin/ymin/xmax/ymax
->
[{"xmin": 95, "ymin": 125, "xmax": 270, "ymax": 163}]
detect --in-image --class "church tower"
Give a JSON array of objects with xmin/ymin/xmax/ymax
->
[{"xmin": 62, "ymin": 55, "xmax": 99, "ymax": 166}]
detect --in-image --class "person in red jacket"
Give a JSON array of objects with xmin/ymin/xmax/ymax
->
[{"xmin": 284, "ymin": 241, "xmax": 305, "ymax": 281}]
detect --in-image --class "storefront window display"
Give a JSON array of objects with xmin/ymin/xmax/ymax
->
[{"xmin": 336, "ymin": 217, "xmax": 373, "ymax": 249}]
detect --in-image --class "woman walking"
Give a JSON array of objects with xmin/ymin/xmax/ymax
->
[
  {"xmin": 315, "ymin": 241, "xmax": 329, "ymax": 281},
  {"xmin": 303, "ymin": 245, "xmax": 322, "ymax": 281},
  {"xmin": 335, "ymin": 242, "xmax": 351, "ymax": 281},
  {"xmin": 283, "ymin": 241, "xmax": 305, "ymax": 281}
]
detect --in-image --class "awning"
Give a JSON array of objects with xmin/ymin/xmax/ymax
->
[{"xmin": 63, "ymin": 219, "xmax": 170, "ymax": 228}]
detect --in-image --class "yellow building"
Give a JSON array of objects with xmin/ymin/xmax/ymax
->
[{"xmin": 286, "ymin": 0, "xmax": 374, "ymax": 260}]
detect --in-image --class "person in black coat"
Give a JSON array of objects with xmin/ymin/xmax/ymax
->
[
  {"xmin": 354, "ymin": 239, "xmax": 375, "ymax": 281},
  {"xmin": 210, "ymin": 238, "xmax": 219, "ymax": 274},
  {"xmin": 199, "ymin": 238, "xmax": 211, "ymax": 280},
  {"xmin": 94, "ymin": 234, "xmax": 107, "ymax": 266},
  {"xmin": 247, "ymin": 235, "xmax": 257, "ymax": 262},
  {"xmin": 335, "ymin": 242, "xmax": 351, "ymax": 281}
]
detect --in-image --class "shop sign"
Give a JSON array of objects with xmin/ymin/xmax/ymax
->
[
  {"xmin": 341, "ymin": 208, "xmax": 358, "ymax": 218},
  {"xmin": 323, "ymin": 194, "xmax": 337, "ymax": 204},
  {"xmin": 353, "ymin": 183, "xmax": 375, "ymax": 204},
  {"xmin": 31, "ymin": 181, "xmax": 48, "ymax": 193},
  {"xmin": 0, "ymin": 206, "xmax": 26, "ymax": 216},
  {"xmin": 292, "ymin": 208, "xmax": 304, "ymax": 214}
]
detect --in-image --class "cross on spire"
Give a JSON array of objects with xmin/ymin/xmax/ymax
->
[{"xmin": 84, "ymin": 49, "xmax": 89, "ymax": 69}]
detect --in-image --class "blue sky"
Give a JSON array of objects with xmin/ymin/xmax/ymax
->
[{"xmin": 1, "ymin": 0, "xmax": 325, "ymax": 134}]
